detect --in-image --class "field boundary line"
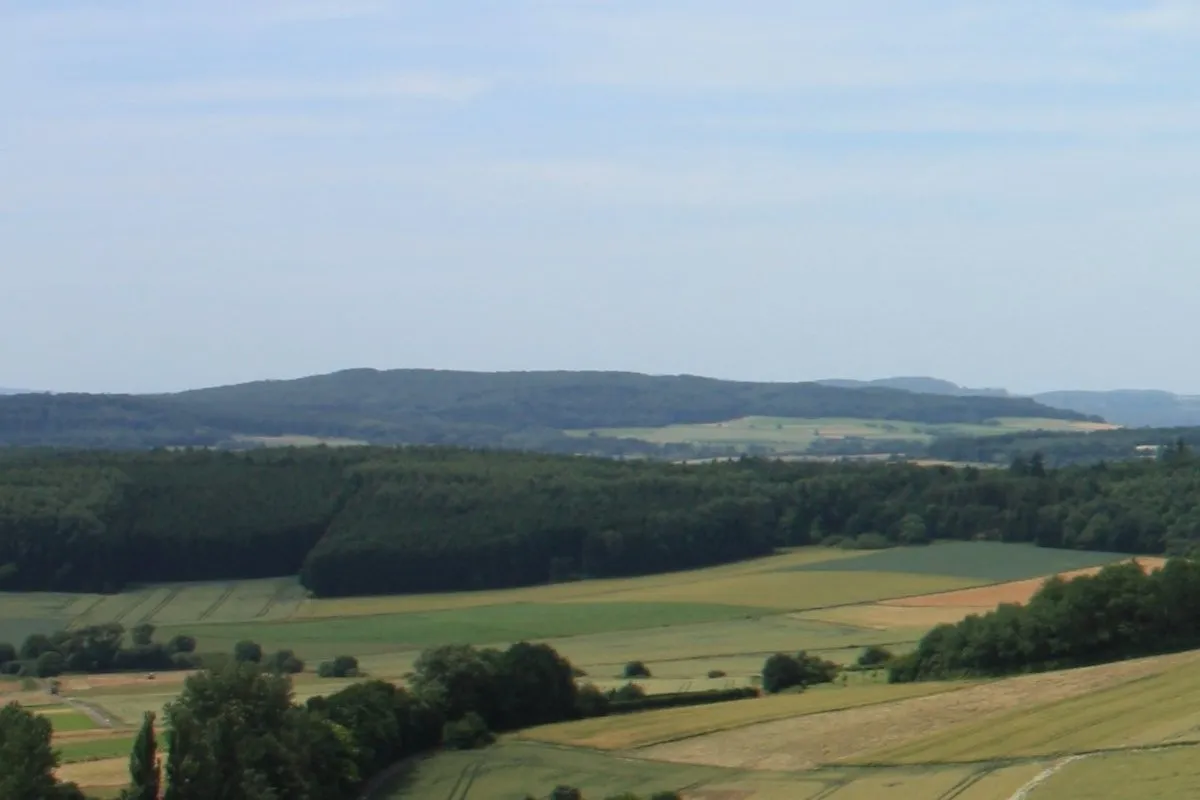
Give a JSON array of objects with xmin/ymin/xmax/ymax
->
[
  {"xmin": 199, "ymin": 583, "xmax": 237, "ymax": 621},
  {"xmin": 850, "ymin": 738, "xmax": 1200, "ymax": 771},
  {"xmin": 939, "ymin": 767, "xmax": 988, "ymax": 799},
  {"xmin": 141, "ymin": 586, "xmax": 181, "ymax": 624}
]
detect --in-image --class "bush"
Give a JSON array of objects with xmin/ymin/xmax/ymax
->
[
  {"xmin": 318, "ymin": 654, "xmax": 359, "ymax": 678},
  {"xmin": 819, "ymin": 534, "xmax": 848, "ymax": 548},
  {"xmin": 706, "ymin": 669, "xmax": 727, "ymax": 679},
  {"xmin": 233, "ymin": 640, "xmax": 263, "ymax": 663},
  {"xmin": 35, "ymin": 651, "xmax": 65, "ymax": 678},
  {"xmin": 575, "ymin": 683, "xmax": 610, "ymax": 718},
  {"xmin": 606, "ymin": 683, "xmax": 646, "ymax": 703},
  {"xmin": 166, "ymin": 634, "xmax": 197, "ymax": 655},
  {"xmin": 857, "ymin": 646, "xmax": 894, "ymax": 668},
  {"xmin": 623, "ymin": 661, "xmax": 651, "ymax": 678},
  {"xmin": 0, "ymin": 642, "xmax": 15, "ymax": 666},
  {"xmin": 607, "ymin": 687, "xmax": 758, "ymax": 715},
  {"xmin": 550, "ymin": 788, "xmax": 583, "ymax": 800},
  {"xmin": 761, "ymin": 652, "xmax": 838, "ymax": 694},
  {"xmin": 854, "ymin": 532, "xmax": 892, "ymax": 550},
  {"xmin": 264, "ymin": 649, "xmax": 305, "ymax": 675},
  {"xmin": 442, "ymin": 712, "xmax": 494, "ymax": 750}
]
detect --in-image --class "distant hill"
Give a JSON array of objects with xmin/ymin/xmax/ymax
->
[
  {"xmin": 818, "ymin": 376, "xmax": 1200, "ymax": 428},
  {"xmin": 820, "ymin": 377, "xmax": 1011, "ymax": 397},
  {"xmin": 0, "ymin": 368, "xmax": 1094, "ymax": 450},
  {"xmin": 0, "ymin": 388, "xmax": 31, "ymax": 395}
]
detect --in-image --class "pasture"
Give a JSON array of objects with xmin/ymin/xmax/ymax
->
[{"xmin": 565, "ymin": 415, "xmax": 1113, "ymax": 456}]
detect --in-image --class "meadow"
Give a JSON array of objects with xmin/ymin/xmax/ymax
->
[
  {"xmin": 565, "ymin": 415, "xmax": 1113, "ymax": 455},
  {"xmin": 0, "ymin": 540, "xmax": 1181, "ymax": 798}
]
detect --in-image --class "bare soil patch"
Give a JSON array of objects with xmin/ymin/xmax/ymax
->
[{"xmin": 636, "ymin": 651, "xmax": 1200, "ymax": 772}]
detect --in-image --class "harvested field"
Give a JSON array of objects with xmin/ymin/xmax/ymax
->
[
  {"xmin": 867, "ymin": 656, "xmax": 1200, "ymax": 764},
  {"xmin": 1033, "ymin": 744, "xmax": 1200, "ymax": 799},
  {"xmin": 520, "ymin": 682, "xmax": 962, "ymax": 750},
  {"xmin": 637, "ymin": 652, "xmax": 1200, "ymax": 771},
  {"xmin": 57, "ymin": 757, "xmax": 127, "ymax": 787}
]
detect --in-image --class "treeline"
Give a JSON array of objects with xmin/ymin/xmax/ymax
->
[
  {"xmin": 926, "ymin": 427, "xmax": 1200, "ymax": 467},
  {"xmin": 0, "ymin": 368, "xmax": 1094, "ymax": 450},
  {"xmin": 889, "ymin": 558, "xmax": 1200, "ymax": 681},
  {"xmin": 1, "ymin": 623, "xmax": 308, "ymax": 679},
  {"xmin": 8, "ymin": 446, "xmax": 1200, "ymax": 596}
]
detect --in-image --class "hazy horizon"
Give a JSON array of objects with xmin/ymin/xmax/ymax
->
[{"xmin": 6, "ymin": 2, "xmax": 1200, "ymax": 395}]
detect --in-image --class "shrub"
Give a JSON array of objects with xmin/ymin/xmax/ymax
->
[
  {"xmin": 0, "ymin": 642, "xmax": 16, "ymax": 666},
  {"xmin": 606, "ymin": 683, "xmax": 646, "ymax": 703},
  {"xmin": 575, "ymin": 683, "xmax": 610, "ymax": 718},
  {"xmin": 854, "ymin": 532, "xmax": 891, "ymax": 550},
  {"xmin": 761, "ymin": 652, "xmax": 839, "ymax": 694},
  {"xmin": 264, "ymin": 649, "xmax": 305, "ymax": 675},
  {"xmin": 819, "ymin": 534, "xmax": 847, "ymax": 548},
  {"xmin": 857, "ymin": 645, "xmax": 894, "ymax": 667},
  {"xmin": 706, "ymin": 669, "xmax": 727, "ymax": 679},
  {"xmin": 233, "ymin": 640, "xmax": 263, "ymax": 663},
  {"xmin": 35, "ymin": 650, "xmax": 65, "ymax": 678},
  {"xmin": 550, "ymin": 787, "xmax": 583, "ymax": 800},
  {"xmin": 442, "ymin": 712, "xmax": 494, "ymax": 750},
  {"xmin": 607, "ymin": 687, "xmax": 758, "ymax": 715},
  {"xmin": 166, "ymin": 635, "xmax": 197, "ymax": 655},
  {"xmin": 318, "ymin": 654, "xmax": 360, "ymax": 678},
  {"xmin": 623, "ymin": 661, "xmax": 651, "ymax": 678}
]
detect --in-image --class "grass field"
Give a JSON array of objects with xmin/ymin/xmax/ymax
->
[{"xmin": 566, "ymin": 415, "xmax": 1114, "ymax": 456}]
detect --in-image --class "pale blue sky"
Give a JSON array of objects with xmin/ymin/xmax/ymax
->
[{"xmin": 4, "ymin": 1, "xmax": 1200, "ymax": 393}]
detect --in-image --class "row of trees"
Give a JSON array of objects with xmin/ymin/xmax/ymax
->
[
  {"xmin": 8, "ymin": 446, "xmax": 1200, "ymax": 596},
  {"xmin": 3, "ymin": 624, "xmax": 198, "ymax": 678},
  {"xmin": 889, "ymin": 558, "xmax": 1200, "ymax": 681}
]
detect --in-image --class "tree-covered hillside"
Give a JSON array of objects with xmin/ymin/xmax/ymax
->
[
  {"xmin": 0, "ymin": 369, "xmax": 1096, "ymax": 450},
  {"xmin": 3, "ymin": 445, "xmax": 1200, "ymax": 597}
]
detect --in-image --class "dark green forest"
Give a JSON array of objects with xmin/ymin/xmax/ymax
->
[
  {"xmin": 0, "ymin": 368, "xmax": 1094, "ymax": 450},
  {"xmin": 889, "ymin": 558, "xmax": 1200, "ymax": 682},
  {"xmin": 4, "ymin": 445, "xmax": 1200, "ymax": 596}
]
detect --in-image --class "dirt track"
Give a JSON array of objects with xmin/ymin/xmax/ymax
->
[{"xmin": 637, "ymin": 651, "xmax": 1200, "ymax": 772}]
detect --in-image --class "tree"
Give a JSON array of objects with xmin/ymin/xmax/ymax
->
[
  {"xmin": 857, "ymin": 646, "xmax": 894, "ymax": 668},
  {"xmin": 761, "ymin": 653, "xmax": 804, "ymax": 694},
  {"xmin": 36, "ymin": 650, "xmax": 65, "ymax": 678},
  {"xmin": 264, "ymin": 649, "xmax": 305, "ymax": 675},
  {"xmin": 0, "ymin": 702, "xmax": 84, "ymax": 799},
  {"xmin": 897, "ymin": 513, "xmax": 929, "ymax": 546},
  {"xmin": 441, "ymin": 711, "xmax": 493, "ymax": 750},
  {"xmin": 166, "ymin": 635, "xmax": 197, "ymax": 655},
  {"xmin": 132, "ymin": 623, "xmax": 156, "ymax": 648},
  {"xmin": 125, "ymin": 711, "xmax": 160, "ymax": 800},
  {"xmin": 232, "ymin": 640, "xmax": 262, "ymax": 664},
  {"xmin": 0, "ymin": 642, "xmax": 15, "ymax": 666}
]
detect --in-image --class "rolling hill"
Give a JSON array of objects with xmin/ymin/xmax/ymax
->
[
  {"xmin": 0, "ymin": 368, "xmax": 1096, "ymax": 451},
  {"xmin": 820, "ymin": 376, "xmax": 1200, "ymax": 428}
]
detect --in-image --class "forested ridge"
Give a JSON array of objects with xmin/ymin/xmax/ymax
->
[
  {"xmin": 4, "ymin": 445, "xmax": 1200, "ymax": 597},
  {"xmin": 0, "ymin": 368, "xmax": 1094, "ymax": 450}
]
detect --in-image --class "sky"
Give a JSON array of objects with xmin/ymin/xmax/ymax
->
[{"xmin": 4, "ymin": 1, "xmax": 1200, "ymax": 395}]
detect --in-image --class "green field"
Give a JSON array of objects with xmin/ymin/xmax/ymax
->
[
  {"xmin": 57, "ymin": 736, "xmax": 137, "ymax": 764},
  {"xmin": 566, "ymin": 415, "xmax": 1110, "ymax": 455},
  {"xmin": 789, "ymin": 541, "xmax": 1130, "ymax": 582}
]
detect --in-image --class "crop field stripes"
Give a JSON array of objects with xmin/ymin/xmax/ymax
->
[
  {"xmin": 446, "ymin": 760, "xmax": 483, "ymax": 800},
  {"xmin": 137, "ymin": 587, "xmax": 181, "ymax": 624},
  {"xmin": 198, "ymin": 583, "xmax": 236, "ymax": 622},
  {"xmin": 937, "ymin": 769, "xmax": 987, "ymax": 799},
  {"xmin": 852, "ymin": 739, "xmax": 1200, "ymax": 771},
  {"xmin": 255, "ymin": 580, "xmax": 297, "ymax": 620},
  {"xmin": 66, "ymin": 596, "xmax": 105, "ymax": 627}
]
